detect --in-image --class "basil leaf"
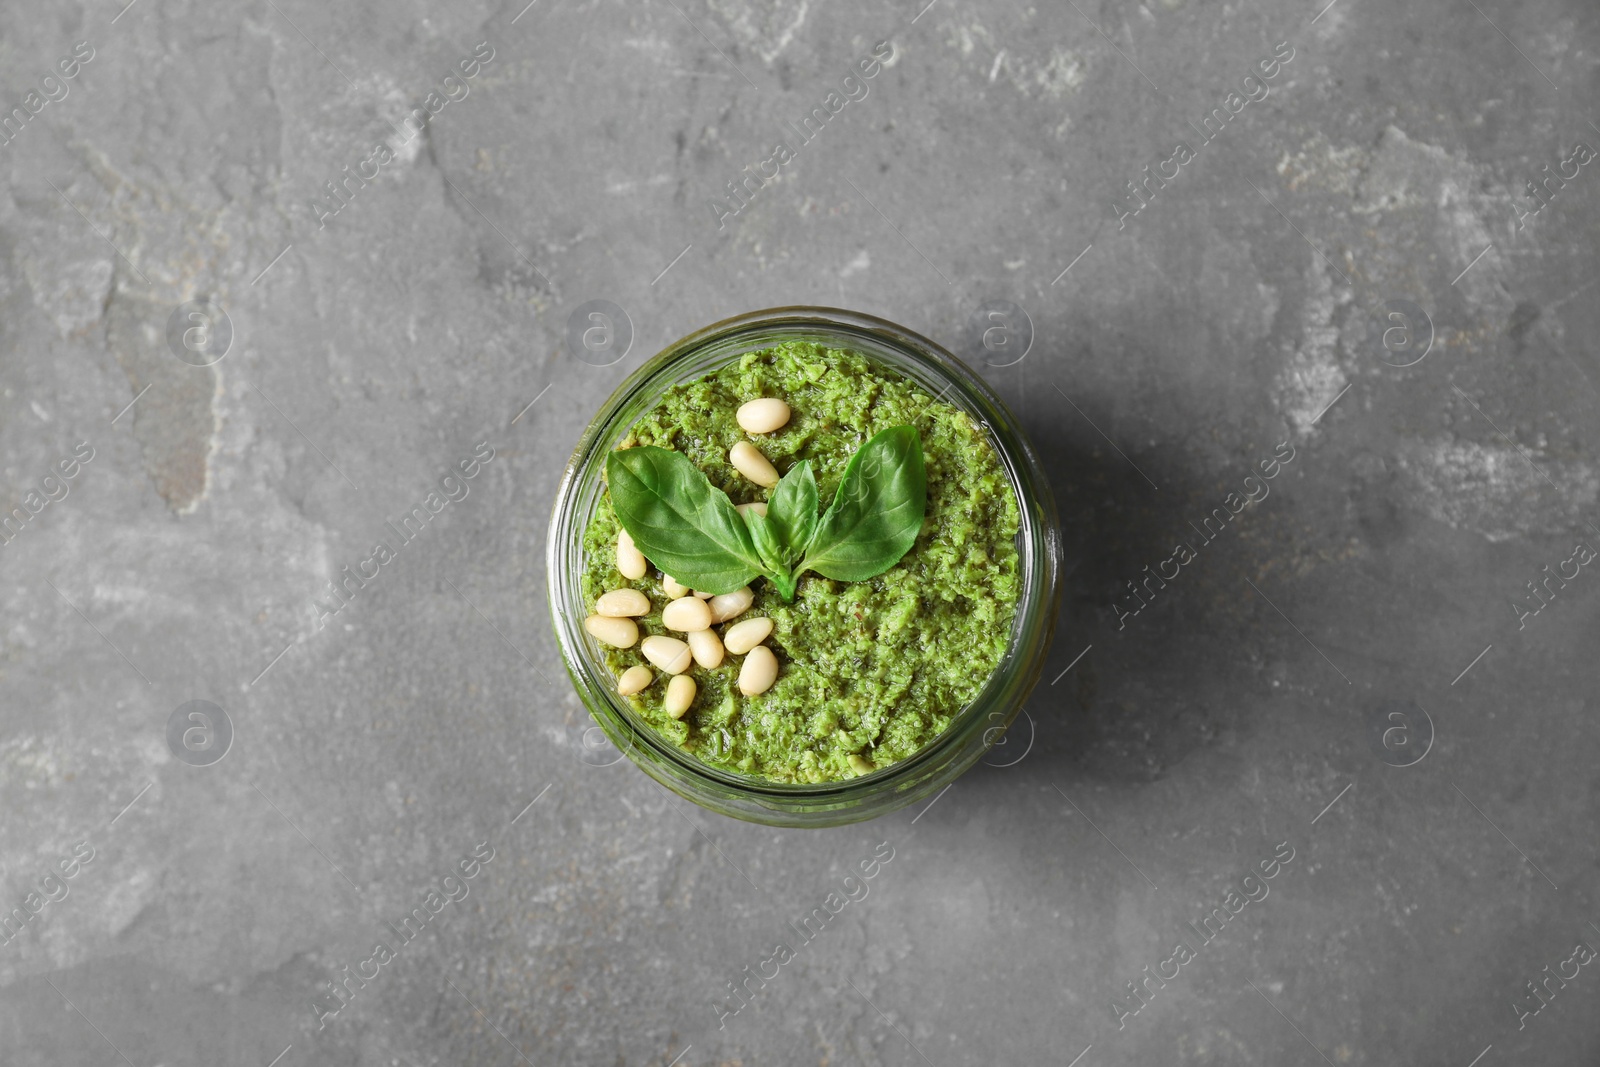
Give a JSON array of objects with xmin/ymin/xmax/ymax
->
[
  {"xmin": 605, "ymin": 446, "xmax": 763, "ymax": 595},
  {"xmin": 764, "ymin": 459, "xmax": 818, "ymax": 564},
  {"xmin": 743, "ymin": 509, "xmax": 788, "ymax": 575},
  {"xmin": 797, "ymin": 425, "xmax": 926, "ymax": 583},
  {"xmin": 743, "ymin": 510, "xmax": 797, "ymax": 600}
]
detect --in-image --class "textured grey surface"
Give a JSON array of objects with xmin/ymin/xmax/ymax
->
[{"xmin": 2, "ymin": 0, "xmax": 1598, "ymax": 1064}]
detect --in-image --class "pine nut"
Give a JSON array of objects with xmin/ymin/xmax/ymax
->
[
  {"xmin": 595, "ymin": 588, "xmax": 650, "ymax": 617},
  {"xmin": 729, "ymin": 441, "xmax": 779, "ymax": 488},
  {"xmin": 738, "ymin": 644, "xmax": 778, "ymax": 695},
  {"xmin": 664, "ymin": 674, "xmax": 697, "ymax": 719},
  {"xmin": 848, "ymin": 754, "xmax": 875, "ymax": 776},
  {"xmin": 687, "ymin": 628, "xmax": 725, "ymax": 669},
  {"xmin": 617, "ymin": 665, "xmax": 653, "ymax": 695},
  {"xmin": 585, "ymin": 614, "xmax": 638, "ymax": 649},
  {"xmin": 617, "ymin": 528, "xmax": 647, "ymax": 580},
  {"xmin": 693, "ymin": 590, "xmax": 714, "ymax": 599},
  {"xmin": 736, "ymin": 502, "xmax": 768, "ymax": 517},
  {"xmin": 662, "ymin": 574, "xmax": 691, "ymax": 598},
  {"xmin": 662, "ymin": 596, "xmax": 713, "ymax": 632},
  {"xmin": 737, "ymin": 398, "xmax": 792, "ymax": 434},
  {"xmin": 641, "ymin": 635, "xmax": 693, "ymax": 675},
  {"xmin": 707, "ymin": 586, "xmax": 754, "ymax": 623},
  {"xmin": 722, "ymin": 617, "xmax": 773, "ymax": 655}
]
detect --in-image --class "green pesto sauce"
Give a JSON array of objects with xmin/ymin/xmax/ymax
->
[{"xmin": 580, "ymin": 341, "xmax": 1021, "ymax": 783}]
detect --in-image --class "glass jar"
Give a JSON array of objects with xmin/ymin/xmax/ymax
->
[{"xmin": 546, "ymin": 307, "xmax": 1062, "ymax": 827}]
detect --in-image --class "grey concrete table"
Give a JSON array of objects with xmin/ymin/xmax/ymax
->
[{"xmin": 2, "ymin": 0, "xmax": 1598, "ymax": 1064}]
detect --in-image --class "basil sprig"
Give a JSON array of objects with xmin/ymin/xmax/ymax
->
[{"xmin": 605, "ymin": 425, "xmax": 927, "ymax": 601}]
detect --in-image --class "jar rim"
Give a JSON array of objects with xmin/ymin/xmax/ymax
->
[{"xmin": 546, "ymin": 306, "xmax": 1062, "ymax": 817}]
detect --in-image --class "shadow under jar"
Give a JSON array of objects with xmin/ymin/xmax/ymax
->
[{"xmin": 547, "ymin": 307, "xmax": 1062, "ymax": 827}]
